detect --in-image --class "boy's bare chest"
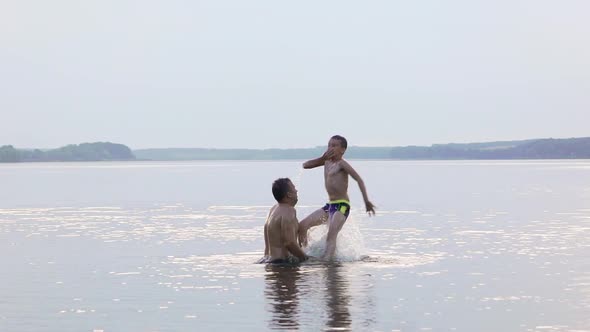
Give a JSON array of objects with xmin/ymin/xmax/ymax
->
[{"xmin": 324, "ymin": 162, "xmax": 345, "ymax": 178}]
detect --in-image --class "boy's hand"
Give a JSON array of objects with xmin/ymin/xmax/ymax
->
[
  {"xmin": 365, "ymin": 201, "xmax": 376, "ymax": 216},
  {"xmin": 321, "ymin": 148, "xmax": 334, "ymax": 161}
]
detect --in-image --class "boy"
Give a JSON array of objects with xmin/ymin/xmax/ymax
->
[{"xmin": 298, "ymin": 135, "xmax": 375, "ymax": 260}]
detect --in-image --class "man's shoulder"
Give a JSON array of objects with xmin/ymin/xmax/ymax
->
[
  {"xmin": 266, "ymin": 205, "xmax": 278, "ymax": 220},
  {"xmin": 269, "ymin": 205, "xmax": 296, "ymax": 220},
  {"xmin": 276, "ymin": 205, "xmax": 296, "ymax": 216},
  {"xmin": 269, "ymin": 204, "xmax": 280, "ymax": 213}
]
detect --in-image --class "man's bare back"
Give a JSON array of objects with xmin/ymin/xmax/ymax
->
[{"xmin": 265, "ymin": 204, "xmax": 302, "ymax": 262}]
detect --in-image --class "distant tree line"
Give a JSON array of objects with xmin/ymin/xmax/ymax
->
[
  {"xmin": 0, "ymin": 142, "xmax": 135, "ymax": 163},
  {"xmin": 133, "ymin": 137, "xmax": 590, "ymax": 160},
  {"xmin": 387, "ymin": 138, "xmax": 590, "ymax": 159},
  {"xmin": 133, "ymin": 147, "xmax": 327, "ymax": 161},
  {"xmin": 3, "ymin": 137, "xmax": 589, "ymax": 163}
]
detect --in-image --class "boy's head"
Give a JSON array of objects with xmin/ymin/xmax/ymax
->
[
  {"xmin": 328, "ymin": 135, "xmax": 347, "ymax": 159},
  {"xmin": 272, "ymin": 178, "xmax": 298, "ymax": 205}
]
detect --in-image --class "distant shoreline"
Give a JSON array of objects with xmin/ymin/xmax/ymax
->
[
  {"xmin": 2, "ymin": 137, "xmax": 589, "ymax": 163},
  {"xmin": 2, "ymin": 158, "xmax": 590, "ymax": 166}
]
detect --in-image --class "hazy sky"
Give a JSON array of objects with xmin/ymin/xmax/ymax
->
[{"xmin": 1, "ymin": 1, "xmax": 588, "ymax": 149}]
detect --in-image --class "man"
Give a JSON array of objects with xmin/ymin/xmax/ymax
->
[{"xmin": 263, "ymin": 178, "xmax": 308, "ymax": 264}]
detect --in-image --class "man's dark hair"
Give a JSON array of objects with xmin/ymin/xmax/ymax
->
[
  {"xmin": 331, "ymin": 135, "xmax": 348, "ymax": 149},
  {"xmin": 272, "ymin": 178, "xmax": 292, "ymax": 202}
]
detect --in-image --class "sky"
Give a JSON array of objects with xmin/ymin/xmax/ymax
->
[{"xmin": 1, "ymin": 1, "xmax": 589, "ymax": 149}]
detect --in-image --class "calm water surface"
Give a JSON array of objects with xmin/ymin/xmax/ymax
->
[{"xmin": 1, "ymin": 160, "xmax": 589, "ymax": 331}]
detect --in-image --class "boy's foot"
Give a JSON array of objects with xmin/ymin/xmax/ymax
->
[{"xmin": 320, "ymin": 254, "xmax": 336, "ymax": 262}]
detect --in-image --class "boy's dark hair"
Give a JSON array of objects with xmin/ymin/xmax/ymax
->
[
  {"xmin": 331, "ymin": 135, "xmax": 348, "ymax": 149},
  {"xmin": 272, "ymin": 178, "xmax": 292, "ymax": 202}
]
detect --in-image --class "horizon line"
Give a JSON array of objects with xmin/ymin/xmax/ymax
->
[{"xmin": 4, "ymin": 135, "xmax": 588, "ymax": 151}]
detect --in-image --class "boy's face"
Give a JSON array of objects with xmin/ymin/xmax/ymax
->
[{"xmin": 328, "ymin": 138, "xmax": 346, "ymax": 158}]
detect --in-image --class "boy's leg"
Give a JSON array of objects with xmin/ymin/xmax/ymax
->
[
  {"xmin": 322, "ymin": 211, "xmax": 347, "ymax": 261},
  {"xmin": 298, "ymin": 208, "xmax": 328, "ymax": 247}
]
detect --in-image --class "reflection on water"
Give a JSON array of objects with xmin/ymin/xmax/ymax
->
[
  {"xmin": 265, "ymin": 265, "xmax": 302, "ymax": 330},
  {"xmin": 324, "ymin": 264, "xmax": 351, "ymax": 331},
  {"xmin": 264, "ymin": 262, "xmax": 378, "ymax": 331},
  {"xmin": 324, "ymin": 264, "xmax": 352, "ymax": 330}
]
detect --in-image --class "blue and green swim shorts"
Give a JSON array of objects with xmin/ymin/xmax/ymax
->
[{"xmin": 322, "ymin": 199, "xmax": 351, "ymax": 219}]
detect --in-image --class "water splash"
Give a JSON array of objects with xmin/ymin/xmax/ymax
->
[
  {"xmin": 304, "ymin": 216, "xmax": 366, "ymax": 262},
  {"xmin": 291, "ymin": 165, "xmax": 305, "ymax": 188}
]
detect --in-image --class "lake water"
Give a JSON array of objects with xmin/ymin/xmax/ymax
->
[{"xmin": 1, "ymin": 160, "xmax": 590, "ymax": 332}]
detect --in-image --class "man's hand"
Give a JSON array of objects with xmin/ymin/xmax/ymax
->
[
  {"xmin": 298, "ymin": 228, "xmax": 308, "ymax": 248},
  {"xmin": 365, "ymin": 201, "xmax": 376, "ymax": 216}
]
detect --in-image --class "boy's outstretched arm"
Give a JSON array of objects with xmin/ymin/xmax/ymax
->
[
  {"xmin": 340, "ymin": 160, "xmax": 376, "ymax": 215},
  {"xmin": 303, "ymin": 149, "xmax": 334, "ymax": 169}
]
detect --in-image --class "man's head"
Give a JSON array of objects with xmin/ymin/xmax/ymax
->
[
  {"xmin": 272, "ymin": 178, "xmax": 298, "ymax": 205},
  {"xmin": 328, "ymin": 135, "xmax": 347, "ymax": 159}
]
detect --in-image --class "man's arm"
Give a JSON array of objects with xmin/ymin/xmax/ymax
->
[
  {"xmin": 281, "ymin": 218, "xmax": 308, "ymax": 261},
  {"xmin": 263, "ymin": 223, "xmax": 269, "ymax": 256},
  {"xmin": 340, "ymin": 160, "xmax": 376, "ymax": 215},
  {"xmin": 303, "ymin": 149, "xmax": 334, "ymax": 169},
  {"xmin": 263, "ymin": 208, "xmax": 273, "ymax": 257}
]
